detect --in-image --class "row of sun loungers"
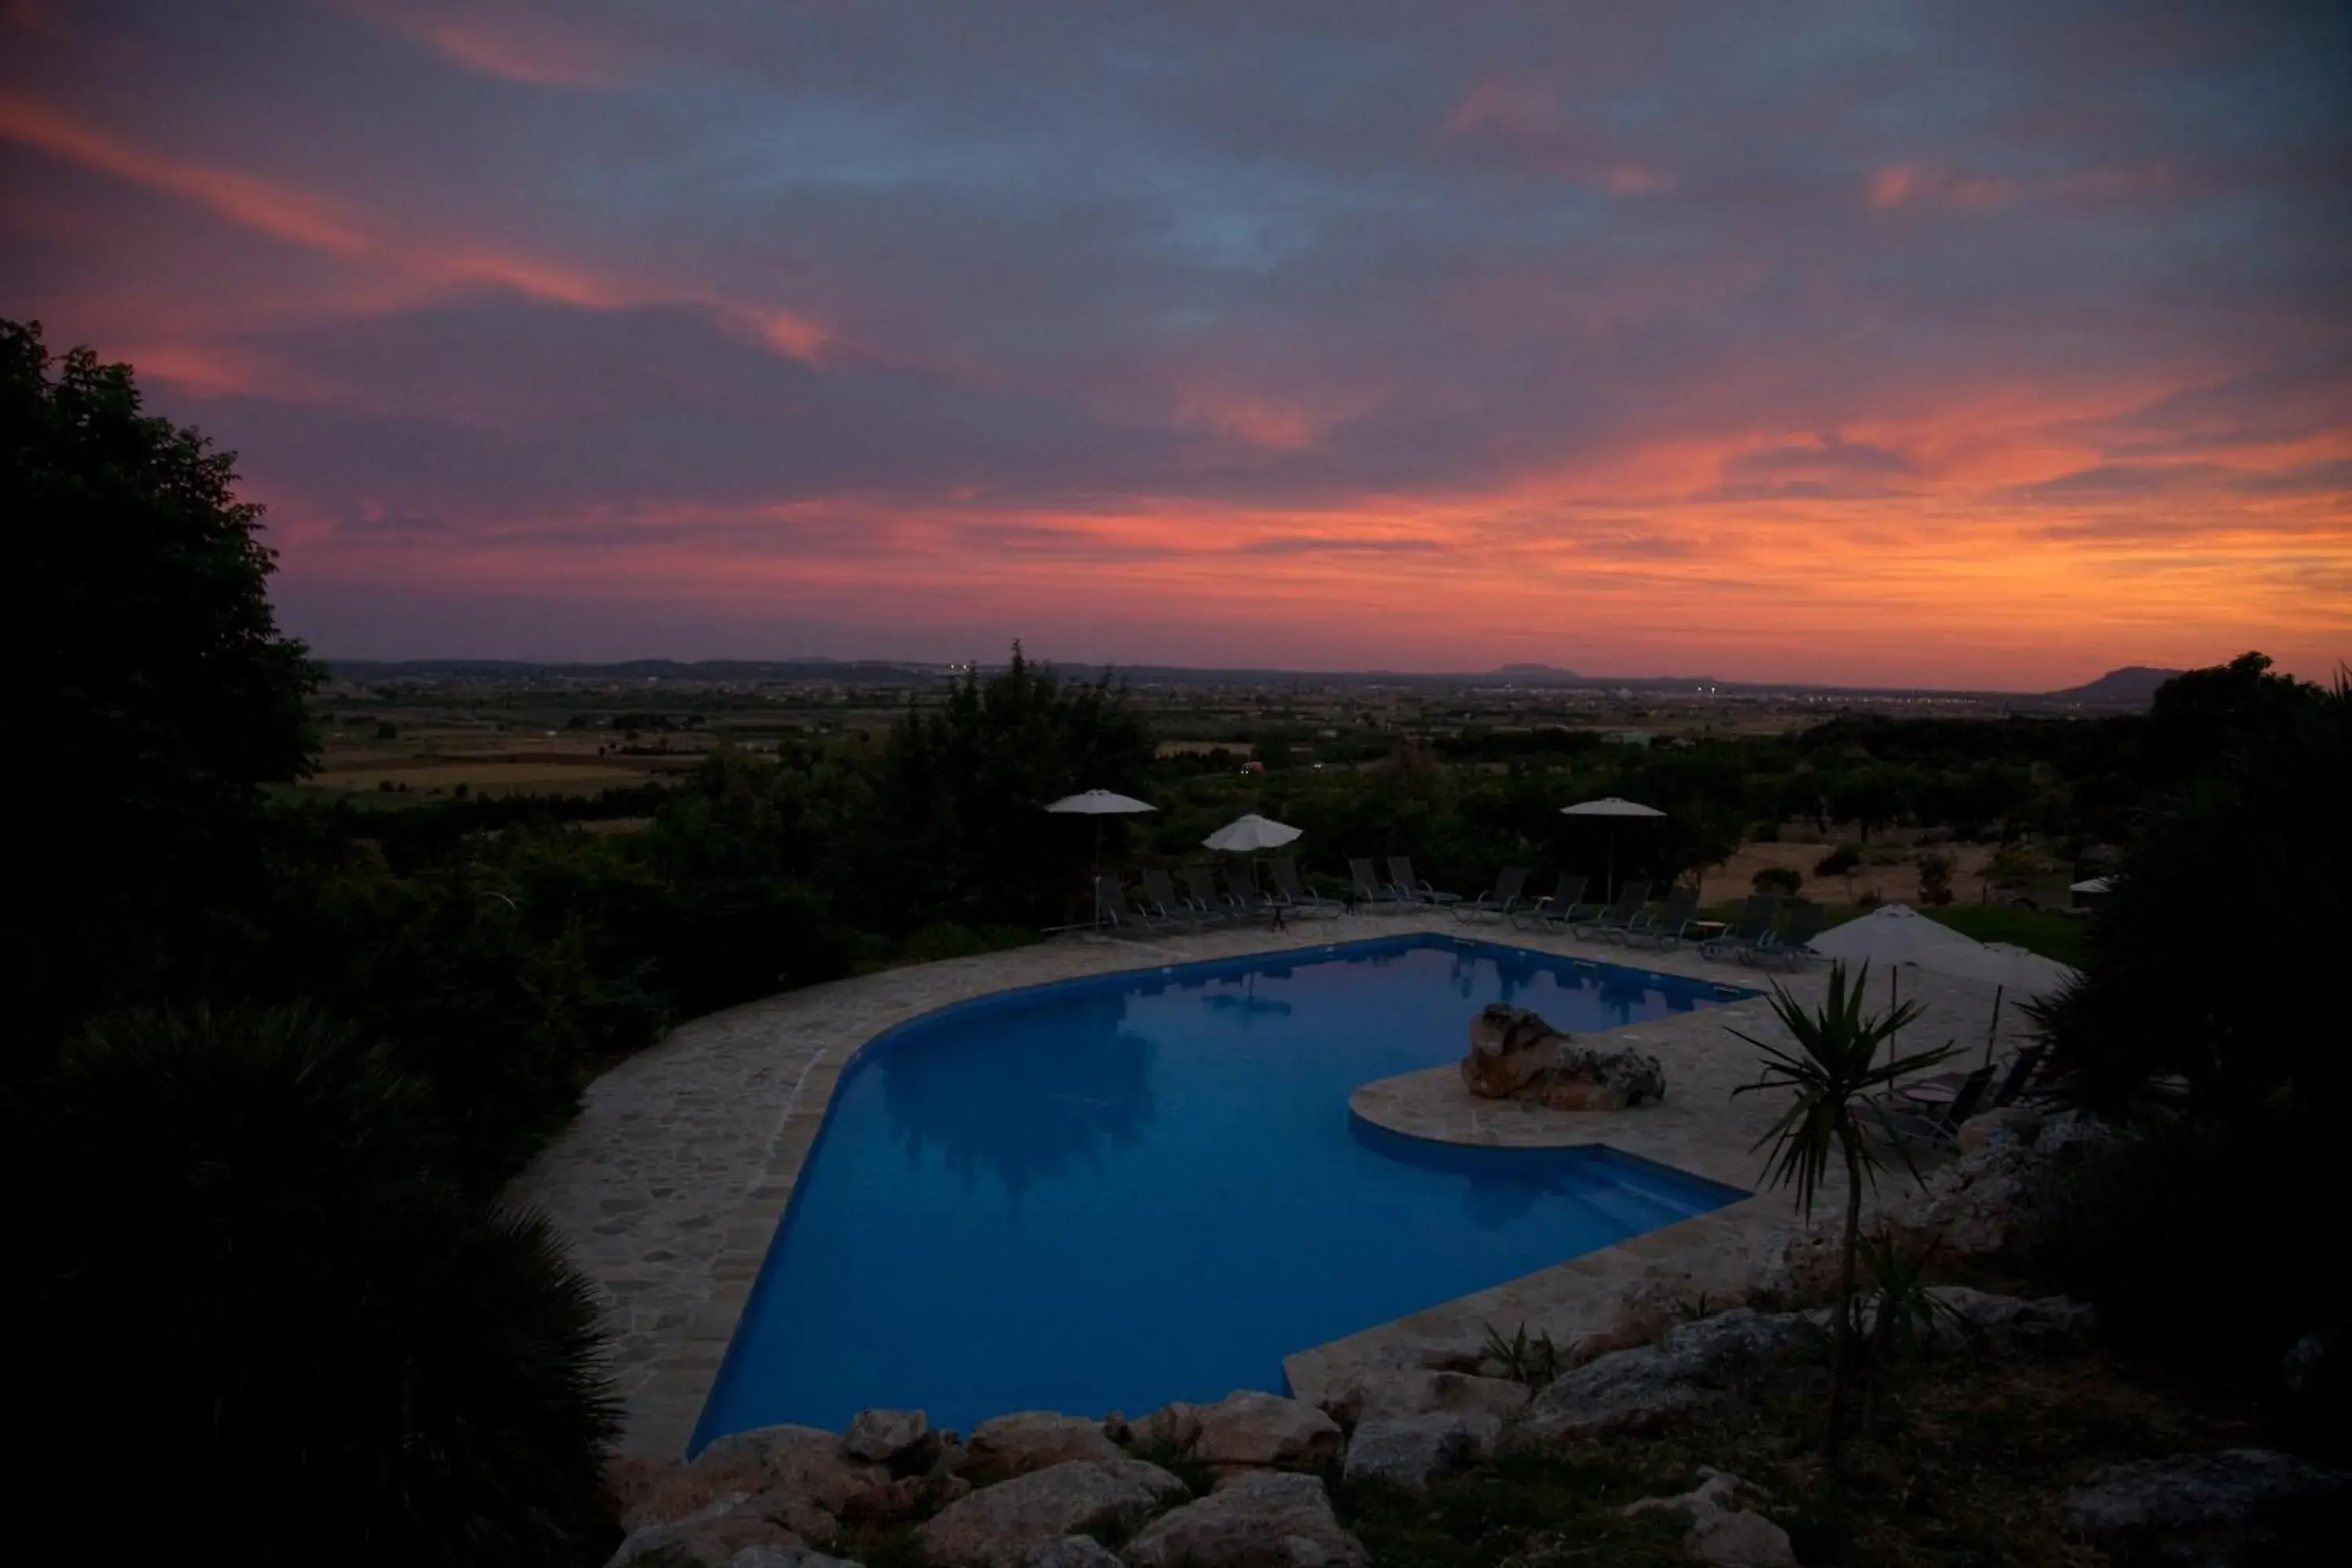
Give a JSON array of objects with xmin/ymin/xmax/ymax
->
[{"xmin": 1096, "ymin": 862, "xmax": 1832, "ymax": 971}]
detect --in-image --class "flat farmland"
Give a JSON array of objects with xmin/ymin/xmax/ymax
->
[{"xmin": 309, "ymin": 759, "xmax": 662, "ymax": 797}]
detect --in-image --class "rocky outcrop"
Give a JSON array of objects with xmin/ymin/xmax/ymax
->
[
  {"xmin": 1624, "ymin": 1470, "xmax": 1798, "ymax": 1567},
  {"xmin": 2063, "ymin": 1448, "xmax": 2347, "ymax": 1566},
  {"xmin": 967, "ymin": 1413, "xmax": 1127, "ymax": 1484},
  {"xmin": 1519, "ymin": 1309, "xmax": 1820, "ymax": 1439},
  {"xmin": 608, "ymin": 1489, "xmax": 814, "ymax": 1567},
  {"xmin": 917, "ymin": 1458, "xmax": 1186, "ymax": 1568},
  {"xmin": 1459, "ymin": 1004, "xmax": 1664, "ymax": 1110},
  {"xmin": 1760, "ymin": 1112, "xmax": 2115, "ymax": 1294},
  {"xmin": 844, "ymin": 1408, "xmax": 940, "ymax": 1472},
  {"xmin": 1025, "ymin": 1537, "xmax": 1125, "ymax": 1568},
  {"xmin": 1122, "ymin": 1471, "xmax": 1369, "ymax": 1568},
  {"xmin": 1318, "ymin": 1366, "xmax": 1529, "ymax": 1427},
  {"xmin": 1125, "ymin": 1402, "xmax": 1203, "ymax": 1453},
  {"xmin": 1189, "ymin": 1391, "xmax": 1344, "ymax": 1472},
  {"xmin": 1341, "ymin": 1412, "xmax": 1501, "ymax": 1493}
]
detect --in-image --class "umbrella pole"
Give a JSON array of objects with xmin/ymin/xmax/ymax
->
[{"xmin": 1984, "ymin": 984, "xmax": 2004, "ymax": 1068}]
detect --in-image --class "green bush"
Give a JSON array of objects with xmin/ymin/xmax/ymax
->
[
  {"xmin": 2031, "ymin": 1123, "xmax": 2339, "ymax": 1383},
  {"xmin": 1751, "ymin": 866, "xmax": 1802, "ymax": 895},
  {"xmin": 13, "ymin": 1004, "xmax": 619, "ymax": 1564},
  {"xmin": 1915, "ymin": 850, "xmax": 1955, "ymax": 905},
  {"xmin": 1814, "ymin": 844, "xmax": 1861, "ymax": 877}
]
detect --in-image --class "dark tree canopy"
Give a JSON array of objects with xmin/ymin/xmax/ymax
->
[{"xmin": 5, "ymin": 318, "xmax": 317, "ymax": 1045}]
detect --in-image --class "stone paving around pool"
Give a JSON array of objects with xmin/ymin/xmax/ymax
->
[{"xmin": 508, "ymin": 909, "xmax": 2036, "ymax": 1457}]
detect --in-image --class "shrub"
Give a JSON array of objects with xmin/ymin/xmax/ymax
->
[
  {"xmin": 1752, "ymin": 866, "xmax": 1802, "ymax": 895},
  {"xmin": 1856, "ymin": 889, "xmax": 1884, "ymax": 911},
  {"xmin": 13, "ymin": 1004, "xmax": 619, "ymax": 1564},
  {"xmin": 1915, "ymin": 850, "xmax": 1955, "ymax": 906},
  {"xmin": 2031, "ymin": 1123, "xmax": 2338, "ymax": 1385},
  {"xmin": 1813, "ymin": 844, "xmax": 1861, "ymax": 877}
]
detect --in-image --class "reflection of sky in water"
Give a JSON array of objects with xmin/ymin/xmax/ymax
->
[{"xmin": 696, "ymin": 938, "xmax": 1749, "ymax": 1446}]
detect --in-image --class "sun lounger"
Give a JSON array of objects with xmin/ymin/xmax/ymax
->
[
  {"xmin": 1573, "ymin": 880, "xmax": 1651, "ymax": 941},
  {"xmin": 1270, "ymin": 857, "xmax": 1342, "ymax": 918},
  {"xmin": 1093, "ymin": 875, "xmax": 1170, "ymax": 937},
  {"xmin": 1745, "ymin": 900, "xmax": 1824, "ymax": 969},
  {"xmin": 1624, "ymin": 886, "xmax": 1700, "ymax": 948},
  {"xmin": 1224, "ymin": 862, "xmax": 1278, "ymax": 923},
  {"xmin": 1904, "ymin": 1043, "xmax": 2046, "ymax": 1110},
  {"xmin": 1453, "ymin": 866, "xmax": 1530, "ymax": 923},
  {"xmin": 1355, "ymin": 860, "xmax": 1402, "ymax": 907},
  {"xmin": 1387, "ymin": 856, "xmax": 1461, "ymax": 907},
  {"xmin": 1143, "ymin": 867, "xmax": 1217, "ymax": 929},
  {"xmin": 1700, "ymin": 895, "xmax": 1780, "ymax": 962},
  {"xmin": 1875, "ymin": 1062, "xmax": 1996, "ymax": 1146},
  {"xmin": 1182, "ymin": 864, "xmax": 1241, "ymax": 921},
  {"xmin": 1511, "ymin": 872, "xmax": 1591, "ymax": 931}
]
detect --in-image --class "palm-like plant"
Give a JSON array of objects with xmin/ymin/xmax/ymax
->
[{"xmin": 1730, "ymin": 960, "xmax": 1956, "ymax": 1453}]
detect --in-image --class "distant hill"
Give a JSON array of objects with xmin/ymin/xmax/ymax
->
[
  {"xmin": 2039, "ymin": 666, "xmax": 2183, "ymax": 707},
  {"xmin": 1495, "ymin": 662, "xmax": 1582, "ymax": 681}
]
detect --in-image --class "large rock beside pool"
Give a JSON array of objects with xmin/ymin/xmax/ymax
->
[
  {"xmin": 1519, "ymin": 1309, "xmax": 1820, "ymax": 1439},
  {"xmin": 844, "ymin": 1406, "xmax": 939, "ymax": 1472},
  {"xmin": 1189, "ymin": 1390, "xmax": 1345, "ymax": 1471},
  {"xmin": 918, "ymin": 1457, "xmax": 1188, "ymax": 1568},
  {"xmin": 1459, "ymin": 1004, "xmax": 1666, "ymax": 1110},
  {"xmin": 1319, "ymin": 1366, "xmax": 1530, "ymax": 1426},
  {"xmin": 1122, "ymin": 1472, "xmax": 1367, "ymax": 1568},
  {"xmin": 967, "ymin": 1411, "xmax": 1128, "ymax": 1483},
  {"xmin": 1341, "ymin": 1411, "xmax": 1501, "ymax": 1493}
]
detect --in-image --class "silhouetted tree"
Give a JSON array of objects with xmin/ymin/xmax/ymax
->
[{"xmin": 6, "ymin": 319, "xmax": 318, "ymax": 1053}]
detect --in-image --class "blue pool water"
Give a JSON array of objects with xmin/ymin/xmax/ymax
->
[{"xmin": 692, "ymin": 935, "xmax": 1751, "ymax": 1448}]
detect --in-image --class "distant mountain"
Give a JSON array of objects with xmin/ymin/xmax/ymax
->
[
  {"xmin": 2039, "ymin": 666, "xmax": 2182, "ymax": 707},
  {"xmin": 1495, "ymin": 662, "xmax": 1582, "ymax": 681}
]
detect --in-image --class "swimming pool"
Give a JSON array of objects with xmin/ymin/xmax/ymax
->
[{"xmin": 691, "ymin": 935, "xmax": 1751, "ymax": 1447}]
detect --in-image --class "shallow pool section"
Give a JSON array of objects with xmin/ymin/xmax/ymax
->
[{"xmin": 692, "ymin": 935, "xmax": 1750, "ymax": 1446}]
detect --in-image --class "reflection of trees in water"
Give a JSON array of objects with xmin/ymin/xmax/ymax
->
[{"xmin": 879, "ymin": 989, "xmax": 1156, "ymax": 1201}]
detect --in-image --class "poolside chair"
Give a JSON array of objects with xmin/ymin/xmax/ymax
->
[
  {"xmin": 1349, "ymin": 857, "xmax": 1405, "ymax": 910},
  {"xmin": 1387, "ymin": 856, "xmax": 1461, "ymax": 907},
  {"xmin": 1093, "ymin": 875, "xmax": 1163, "ymax": 937},
  {"xmin": 1573, "ymin": 880, "xmax": 1651, "ymax": 942},
  {"xmin": 1269, "ymin": 857, "xmax": 1342, "ymax": 918},
  {"xmin": 1625, "ymin": 886, "xmax": 1700, "ymax": 948},
  {"xmin": 1225, "ymin": 862, "xmax": 1278, "ymax": 923},
  {"xmin": 1142, "ymin": 866, "xmax": 1217, "ymax": 929},
  {"xmin": 1182, "ymin": 864, "xmax": 1240, "ymax": 921},
  {"xmin": 1453, "ymin": 866, "xmax": 1530, "ymax": 924},
  {"xmin": 1874, "ymin": 1062, "xmax": 1997, "ymax": 1147},
  {"xmin": 1700, "ymin": 895, "xmax": 1781, "ymax": 963},
  {"xmin": 1511, "ymin": 872, "xmax": 1591, "ymax": 931},
  {"xmin": 1746, "ymin": 900, "xmax": 1825, "ymax": 969},
  {"xmin": 1905, "ymin": 1043, "xmax": 2047, "ymax": 1110}
]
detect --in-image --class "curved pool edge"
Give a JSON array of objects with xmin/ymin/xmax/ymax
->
[{"xmin": 510, "ymin": 912, "xmax": 2026, "ymax": 1457}]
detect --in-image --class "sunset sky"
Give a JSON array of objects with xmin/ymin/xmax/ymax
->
[{"xmin": 4, "ymin": 1, "xmax": 2347, "ymax": 688}]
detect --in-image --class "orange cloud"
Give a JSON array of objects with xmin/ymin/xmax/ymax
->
[
  {"xmin": 1867, "ymin": 163, "xmax": 2013, "ymax": 212},
  {"xmin": 396, "ymin": 11, "xmax": 620, "ymax": 87},
  {"xmin": 0, "ymin": 93, "xmax": 834, "ymax": 364}
]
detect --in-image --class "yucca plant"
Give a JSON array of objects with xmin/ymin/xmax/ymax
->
[
  {"xmin": 1853, "ymin": 1227, "xmax": 1960, "ymax": 1434},
  {"xmin": 1730, "ymin": 960, "xmax": 1956, "ymax": 1453}
]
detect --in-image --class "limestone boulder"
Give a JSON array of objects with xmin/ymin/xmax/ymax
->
[
  {"xmin": 1025, "ymin": 1536, "xmax": 1125, "ymax": 1568},
  {"xmin": 1458, "ymin": 1005, "xmax": 1664, "ymax": 1109},
  {"xmin": 607, "ymin": 1489, "xmax": 807, "ymax": 1568},
  {"xmin": 1624, "ymin": 1470, "xmax": 1798, "ymax": 1567},
  {"xmin": 1319, "ymin": 1367, "xmax": 1528, "ymax": 1426},
  {"xmin": 917, "ymin": 1458, "xmax": 1188, "ymax": 1568},
  {"xmin": 2064, "ymin": 1448, "xmax": 2347, "ymax": 1566},
  {"xmin": 1520, "ymin": 1309, "xmax": 1819, "ymax": 1440},
  {"xmin": 1123, "ymin": 1471, "xmax": 1368, "ymax": 1568},
  {"xmin": 844, "ymin": 1408, "xmax": 939, "ymax": 1473},
  {"xmin": 1461, "ymin": 1004, "xmax": 1566, "ymax": 1098},
  {"xmin": 1340, "ymin": 1413, "xmax": 1500, "ymax": 1494},
  {"xmin": 1190, "ymin": 1391, "xmax": 1344, "ymax": 1471},
  {"xmin": 968, "ymin": 1412, "xmax": 1128, "ymax": 1484},
  {"xmin": 1125, "ymin": 1402, "xmax": 1203, "ymax": 1454}
]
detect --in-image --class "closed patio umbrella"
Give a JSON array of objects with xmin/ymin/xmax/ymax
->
[{"xmin": 1560, "ymin": 796, "xmax": 1664, "ymax": 902}]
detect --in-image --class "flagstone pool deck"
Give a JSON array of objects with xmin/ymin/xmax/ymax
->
[{"xmin": 509, "ymin": 909, "xmax": 2033, "ymax": 1457}]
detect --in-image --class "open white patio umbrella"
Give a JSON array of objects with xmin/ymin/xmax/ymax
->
[
  {"xmin": 1560, "ymin": 796, "xmax": 1665, "ymax": 902},
  {"xmin": 1045, "ymin": 789, "xmax": 1156, "ymax": 880},
  {"xmin": 1202, "ymin": 813, "xmax": 1302, "ymax": 853},
  {"xmin": 1810, "ymin": 903, "xmax": 2074, "ymax": 1064}
]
